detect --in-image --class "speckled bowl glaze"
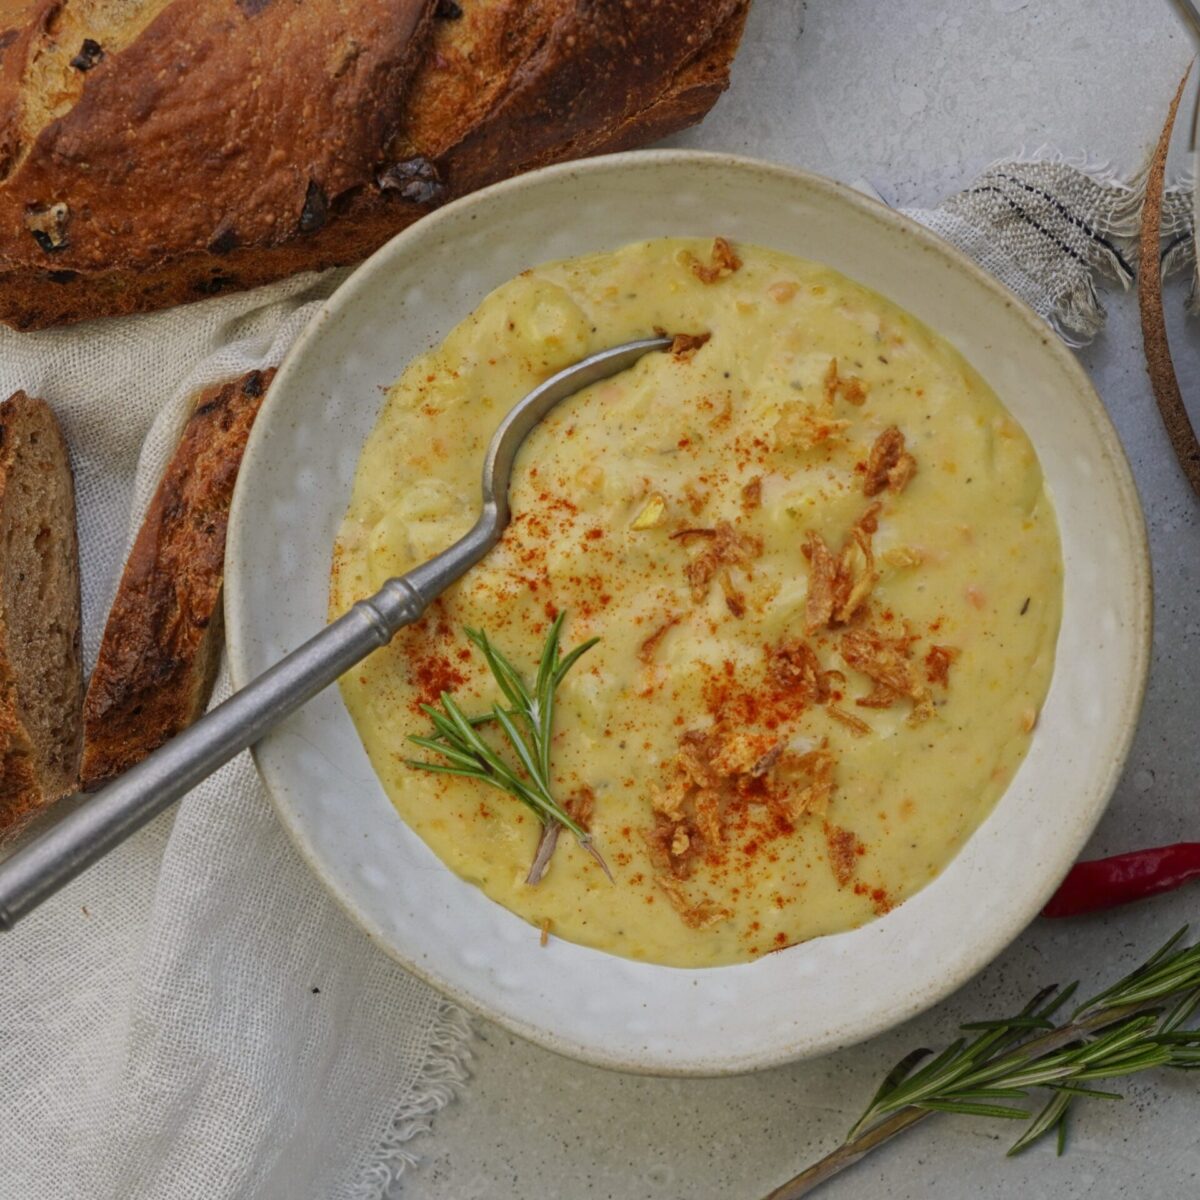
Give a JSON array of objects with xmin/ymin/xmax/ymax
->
[{"xmin": 225, "ymin": 151, "xmax": 1151, "ymax": 1076}]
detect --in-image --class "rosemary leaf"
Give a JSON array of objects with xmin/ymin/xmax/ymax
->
[
  {"xmin": 534, "ymin": 611, "xmax": 562, "ymax": 707},
  {"xmin": 918, "ymin": 1100, "xmax": 1028, "ymax": 1120},
  {"xmin": 406, "ymin": 736, "xmax": 487, "ymax": 773},
  {"xmin": 464, "ymin": 627, "xmax": 527, "ymax": 711},
  {"xmin": 1036, "ymin": 981, "xmax": 1079, "ymax": 1020},
  {"xmin": 1047, "ymin": 1084, "xmax": 1123, "ymax": 1101},
  {"xmin": 1159, "ymin": 984, "xmax": 1200, "ymax": 1033},
  {"xmin": 949, "ymin": 1088, "xmax": 1031, "ymax": 1101},
  {"xmin": 1055, "ymin": 1109, "xmax": 1069, "ymax": 1157},
  {"xmin": 1007, "ymin": 1091, "xmax": 1072, "ymax": 1157},
  {"xmin": 553, "ymin": 636, "xmax": 603, "ymax": 690},
  {"xmin": 864, "ymin": 1048, "xmax": 933, "ymax": 1114},
  {"xmin": 960, "ymin": 1017, "xmax": 1056, "ymax": 1032},
  {"xmin": 401, "ymin": 758, "xmax": 487, "ymax": 779}
]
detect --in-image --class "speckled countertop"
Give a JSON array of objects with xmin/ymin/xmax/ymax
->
[{"xmin": 400, "ymin": 4, "xmax": 1200, "ymax": 1197}]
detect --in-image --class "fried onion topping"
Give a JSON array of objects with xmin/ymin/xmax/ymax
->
[
  {"xmin": 839, "ymin": 627, "xmax": 935, "ymax": 723},
  {"xmin": 690, "ymin": 236, "xmax": 743, "ymax": 284},
  {"xmin": 864, "ymin": 426, "xmax": 918, "ymax": 496},
  {"xmin": 673, "ymin": 521, "xmax": 763, "ymax": 614}
]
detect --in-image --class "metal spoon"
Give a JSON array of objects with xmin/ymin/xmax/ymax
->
[{"xmin": 0, "ymin": 334, "xmax": 672, "ymax": 930}]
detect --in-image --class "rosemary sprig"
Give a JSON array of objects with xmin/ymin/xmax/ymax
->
[
  {"xmin": 405, "ymin": 611, "xmax": 610, "ymax": 884},
  {"xmin": 767, "ymin": 927, "xmax": 1200, "ymax": 1199}
]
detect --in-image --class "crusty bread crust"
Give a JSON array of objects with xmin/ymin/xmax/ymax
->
[
  {"xmin": 0, "ymin": 0, "xmax": 435, "ymax": 327},
  {"xmin": 0, "ymin": 0, "xmax": 747, "ymax": 329},
  {"xmin": 80, "ymin": 369, "xmax": 274, "ymax": 790},
  {"xmin": 0, "ymin": 389, "xmax": 83, "ymax": 840}
]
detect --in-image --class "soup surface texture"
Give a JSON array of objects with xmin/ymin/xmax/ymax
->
[{"xmin": 330, "ymin": 238, "xmax": 1062, "ymax": 967}]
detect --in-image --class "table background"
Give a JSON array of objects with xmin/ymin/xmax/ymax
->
[{"xmin": 402, "ymin": 3, "xmax": 1200, "ymax": 1196}]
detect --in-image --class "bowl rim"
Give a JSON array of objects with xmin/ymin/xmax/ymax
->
[{"xmin": 226, "ymin": 148, "xmax": 1152, "ymax": 1075}]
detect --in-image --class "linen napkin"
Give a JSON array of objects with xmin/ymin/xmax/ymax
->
[
  {"xmin": 0, "ymin": 272, "xmax": 472, "ymax": 1200},
  {"xmin": 900, "ymin": 152, "xmax": 1143, "ymax": 345},
  {"xmin": 0, "ymin": 152, "xmax": 1145, "ymax": 1200}
]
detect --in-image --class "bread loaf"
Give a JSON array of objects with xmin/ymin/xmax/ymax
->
[
  {"xmin": 80, "ymin": 369, "xmax": 273, "ymax": 789},
  {"xmin": 0, "ymin": 0, "xmax": 748, "ymax": 329},
  {"xmin": 0, "ymin": 390, "xmax": 83, "ymax": 840}
]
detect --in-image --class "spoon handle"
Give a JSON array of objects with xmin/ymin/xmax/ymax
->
[{"xmin": 0, "ymin": 576, "xmax": 429, "ymax": 930}]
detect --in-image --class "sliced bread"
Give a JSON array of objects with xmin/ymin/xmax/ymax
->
[
  {"xmin": 80, "ymin": 368, "xmax": 274, "ymax": 790},
  {"xmin": 0, "ymin": 391, "xmax": 83, "ymax": 840}
]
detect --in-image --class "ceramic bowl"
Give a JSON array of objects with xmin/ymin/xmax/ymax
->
[{"xmin": 225, "ymin": 151, "xmax": 1151, "ymax": 1075}]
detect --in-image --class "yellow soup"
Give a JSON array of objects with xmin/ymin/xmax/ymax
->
[{"xmin": 330, "ymin": 238, "xmax": 1062, "ymax": 967}]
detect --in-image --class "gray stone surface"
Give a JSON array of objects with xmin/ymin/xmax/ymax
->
[{"xmin": 401, "ymin": 3, "xmax": 1200, "ymax": 1196}]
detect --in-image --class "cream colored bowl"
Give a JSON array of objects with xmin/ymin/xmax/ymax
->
[{"xmin": 225, "ymin": 152, "xmax": 1150, "ymax": 1075}]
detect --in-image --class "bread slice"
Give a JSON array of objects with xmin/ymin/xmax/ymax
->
[
  {"xmin": 0, "ymin": 391, "xmax": 83, "ymax": 840},
  {"xmin": 0, "ymin": 0, "xmax": 747, "ymax": 328},
  {"xmin": 80, "ymin": 368, "xmax": 274, "ymax": 790}
]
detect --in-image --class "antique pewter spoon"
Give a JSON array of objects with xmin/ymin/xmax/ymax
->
[{"xmin": 0, "ymin": 335, "xmax": 673, "ymax": 929}]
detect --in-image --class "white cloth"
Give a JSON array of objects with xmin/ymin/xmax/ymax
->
[
  {"xmin": 903, "ymin": 151, "xmax": 1142, "ymax": 346},
  {"xmin": 0, "ymin": 271, "xmax": 471, "ymax": 1200},
  {"xmin": 0, "ymin": 154, "xmax": 1145, "ymax": 1200}
]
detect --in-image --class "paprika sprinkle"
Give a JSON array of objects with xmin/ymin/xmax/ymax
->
[{"xmin": 1042, "ymin": 842, "xmax": 1200, "ymax": 919}]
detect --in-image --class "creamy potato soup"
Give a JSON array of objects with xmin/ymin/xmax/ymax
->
[{"xmin": 330, "ymin": 238, "xmax": 1062, "ymax": 967}]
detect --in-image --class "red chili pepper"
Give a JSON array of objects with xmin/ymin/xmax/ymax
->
[{"xmin": 1042, "ymin": 843, "xmax": 1200, "ymax": 918}]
